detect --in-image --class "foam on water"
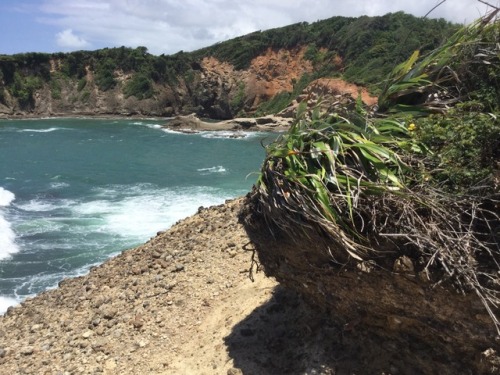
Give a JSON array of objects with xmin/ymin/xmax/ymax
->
[
  {"xmin": 15, "ymin": 199, "xmax": 60, "ymax": 212},
  {"xmin": 200, "ymin": 131, "xmax": 248, "ymax": 139},
  {"xmin": 0, "ymin": 187, "xmax": 15, "ymax": 207},
  {"xmin": 19, "ymin": 127, "xmax": 63, "ymax": 133},
  {"xmin": 73, "ymin": 184, "xmax": 227, "ymax": 241},
  {"xmin": 160, "ymin": 128, "xmax": 190, "ymax": 135},
  {"xmin": 0, "ymin": 187, "xmax": 19, "ymax": 259},
  {"xmin": 132, "ymin": 121, "xmax": 163, "ymax": 130},
  {"xmin": 197, "ymin": 166, "xmax": 227, "ymax": 174},
  {"xmin": 147, "ymin": 124, "xmax": 162, "ymax": 129},
  {"xmin": 0, "ymin": 296, "xmax": 19, "ymax": 315}
]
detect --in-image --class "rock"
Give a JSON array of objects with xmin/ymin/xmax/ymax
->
[
  {"xmin": 30, "ymin": 324, "xmax": 43, "ymax": 332},
  {"xmin": 82, "ymin": 331, "xmax": 93, "ymax": 339},
  {"xmin": 136, "ymin": 340, "xmax": 147, "ymax": 348},
  {"xmin": 172, "ymin": 264, "xmax": 185, "ymax": 272},
  {"xmin": 393, "ymin": 256, "xmax": 415, "ymax": 274},
  {"xmin": 21, "ymin": 347, "xmax": 34, "ymax": 355},
  {"xmin": 101, "ymin": 307, "xmax": 117, "ymax": 320},
  {"xmin": 104, "ymin": 359, "xmax": 117, "ymax": 371},
  {"xmin": 131, "ymin": 315, "xmax": 144, "ymax": 329}
]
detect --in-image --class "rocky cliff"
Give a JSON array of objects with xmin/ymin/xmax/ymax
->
[{"xmin": 0, "ymin": 46, "xmax": 375, "ymax": 119}]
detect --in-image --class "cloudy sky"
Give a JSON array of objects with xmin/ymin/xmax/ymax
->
[{"xmin": 0, "ymin": 0, "xmax": 497, "ymax": 56}]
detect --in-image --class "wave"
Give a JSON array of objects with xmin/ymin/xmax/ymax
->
[
  {"xmin": 72, "ymin": 184, "xmax": 228, "ymax": 241},
  {"xmin": 18, "ymin": 127, "xmax": 63, "ymax": 133},
  {"xmin": 197, "ymin": 166, "xmax": 227, "ymax": 174},
  {"xmin": 200, "ymin": 131, "xmax": 261, "ymax": 140},
  {"xmin": 0, "ymin": 187, "xmax": 20, "ymax": 259},
  {"xmin": 15, "ymin": 198, "xmax": 74, "ymax": 213},
  {"xmin": 146, "ymin": 124, "xmax": 162, "ymax": 129},
  {"xmin": 0, "ymin": 187, "xmax": 15, "ymax": 207},
  {"xmin": 131, "ymin": 121, "xmax": 163, "ymax": 130},
  {"xmin": 49, "ymin": 182, "xmax": 70, "ymax": 190},
  {"xmin": 160, "ymin": 128, "xmax": 190, "ymax": 135}
]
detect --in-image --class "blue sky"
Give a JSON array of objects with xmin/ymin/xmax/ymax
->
[{"xmin": 0, "ymin": 0, "xmax": 497, "ymax": 56}]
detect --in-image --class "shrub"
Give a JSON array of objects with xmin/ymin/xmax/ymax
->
[{"xmin": 123, "ymin": 72, "xmax": 153, "ymax": 99}]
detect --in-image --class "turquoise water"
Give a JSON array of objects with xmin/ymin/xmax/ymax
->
[{"xmin": 0, "ymin": 118, "xmax": 270, "ymax": 312}]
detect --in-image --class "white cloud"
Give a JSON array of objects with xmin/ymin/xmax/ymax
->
[
  {"xmin": 56, "ymin": 28, "xmax": 90, "ymax": 49},
  {"xmin": 39, "ymin": 0, "xmax": 499, "ymax": 55}
]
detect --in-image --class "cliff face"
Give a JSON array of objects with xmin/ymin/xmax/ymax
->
[{"xmin": 0, "ymin": 46, "xmax": 373, "ymax": 119}]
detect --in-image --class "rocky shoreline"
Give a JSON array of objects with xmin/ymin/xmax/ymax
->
[
  {"xmin": 0, "ymin": 199, "xmax": 279, "ymax": 374},
  {"xmin": 1, "ymin": 199, "xmax": 359, "ymax": 375},
  {"xmin": 3, "ymin": 197, "xmax": 390, "ymax": 375}
]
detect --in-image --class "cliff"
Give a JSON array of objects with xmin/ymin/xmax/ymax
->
[{"xmin": 0, "ymin": 47, "xmax": 356, "ymax": 119}]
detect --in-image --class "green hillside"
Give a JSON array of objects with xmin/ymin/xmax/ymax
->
[{"xmin": 0, "ymin": 12, "xmax": 458, "ymax": 114}]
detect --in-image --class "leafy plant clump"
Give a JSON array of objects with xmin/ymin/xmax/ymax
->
[{"xmin": 253, "ymin": 11, "xmax": 500, "ymax": 333}]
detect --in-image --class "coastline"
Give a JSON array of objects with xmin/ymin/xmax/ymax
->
[
  {"xmin": 0, "ymin": 112, "xmax": 292, "ymax": 134},
  {"xmin": 0, "ymin": 197, "xmax": 374, "ymax": 374},
  {"xmin": 0, "ymin": 198, "xmax": 279, "ymax": 374}
]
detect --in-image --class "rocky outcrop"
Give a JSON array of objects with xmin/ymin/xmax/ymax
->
[{"xmin": 163, "ymin": 113, "xmax": 293, "ymax": 133}]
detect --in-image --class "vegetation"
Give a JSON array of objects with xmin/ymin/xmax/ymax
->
[
  {"xmin": 254, "ymin": 12, "xmax": 500, "ymax": 333},
  {"xmin": 254, "ymin": 73, "xmax": 314, "ymax": 116},
  {"xmin": 193, "ymin": 12, "xmax": 457, "ymax": 85},
  {"xmin": 0, "ymin": 12, "xmax": 458, "ymax": 110},
  {"xmin": 123, "ymin": 72, "xmax": 154, "ymax": 99}
]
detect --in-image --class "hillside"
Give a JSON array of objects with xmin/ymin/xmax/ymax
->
[{"xmin": 0, "ymin": 12, "xmax": 457, "ymax": 118}]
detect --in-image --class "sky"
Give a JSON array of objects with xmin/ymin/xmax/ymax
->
[{"xmin": 0, "ymin": 0, "xmax": 498, "ymax": 56}]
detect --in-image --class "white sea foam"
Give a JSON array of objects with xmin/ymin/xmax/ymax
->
[
  {"xmin": 200, "ymin": 131, "xmax": 266, "ymax": 140},
  {"xmin": 16, "ymin": 199, "xmax": 59, "ymax": 212},
  {"xmin": 19, "ymin": 127, "xmax": 61, "ymax": 133},
  {"xmin": 160, "ymin": 128, "xmax": 190, "ymax": 135},
  {"xmin": 0, "ymin": 187, "xmax": 19, "ymax": 259},
  {"xmin": 0, "ymin": 296, "xmax": 19, "ymax": 315},
  {"xmin": 0, "ymin": 187, "xmax": 15, "ymax": 207},
  {"xmin": 49, "ymin": 182, "xmax": 70, "ymax": 190},
  {"xmin": 197, "ymin": 166, "xmax": 227, "ymax": 174},
  {"xmin": 147, "ymin": 124, "xmax": 162, "ymax": 129},
  {"xmin": 73, "ymin": 185, "xmax": 226, "ymax": 241},
  {"xmin": 132, "ymin": 122, "xmax": 163, "ymax": 130}
]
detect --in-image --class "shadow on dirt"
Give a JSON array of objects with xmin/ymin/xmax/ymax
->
[{"xmin": 224, "ymin": 284, "xmax": 479, "ymax": 375}]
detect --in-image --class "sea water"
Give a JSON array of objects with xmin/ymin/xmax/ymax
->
[{"xmin": 0, "ymin": 118, "xmax": 272, "ymax": 313}]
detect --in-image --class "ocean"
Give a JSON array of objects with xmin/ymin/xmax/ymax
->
[{"xmin": 0, "ymin": 118, "xmax": 271, "ymax": 313}]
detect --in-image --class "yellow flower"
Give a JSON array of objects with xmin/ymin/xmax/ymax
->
[{"xmin": 408, "ymin": 123, "xmax": 417, "ymax": 131}]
